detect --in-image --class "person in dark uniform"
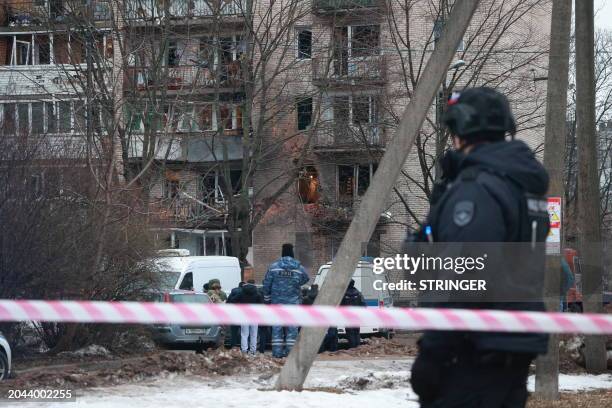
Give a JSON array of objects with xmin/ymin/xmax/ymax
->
[
  {"xmin": 409, "ymin": 87, "xmax": 550, "ymax": 408},
  {"xmin": 341, "ymin": 279, "xmax": 366, "ymax": 349}
]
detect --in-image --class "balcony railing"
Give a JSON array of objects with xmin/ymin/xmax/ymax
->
[
  {"xmin": 3, "ymin": 1, "xmax": 111, "ymax": 26},
  {"xmin": 125, "ymin": 0, "xmax": 243, "ymax": 20},
  {"xmin": 312, "ymin": 0, "xmax": 380, "ymax": 13},
  {"xmin": 125, "ymin": 63, "xmax": 242, "ymax": 90},
  {"xmin": 315, "ymin": 123, "xmax": 382, "ymax": 149},
  {"xmin": 312, "ymin": 55, "xmax": 386, "ymax": 85}
]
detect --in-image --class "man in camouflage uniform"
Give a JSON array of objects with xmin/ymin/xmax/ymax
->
[
  {"xmin": 206, "ymin": 279, "xmax": 227, "ymax": 303},
  {"xmin": 263, "ymin": 243, "xmax": 309, "ymax": 358}
]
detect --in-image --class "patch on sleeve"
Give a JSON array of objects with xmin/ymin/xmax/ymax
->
[{"xmin": 453, "ymin": 201, "xmax": 475, "ymax": 227}]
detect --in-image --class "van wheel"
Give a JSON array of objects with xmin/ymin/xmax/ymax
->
[{"xmin": 0, "ymin": 352, "xmax": 8, "ymax": 381}]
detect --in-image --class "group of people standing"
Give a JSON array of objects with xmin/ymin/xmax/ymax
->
[{"xmin": 216, "ymin": 243, "xmax": 366, "ymax": 359}]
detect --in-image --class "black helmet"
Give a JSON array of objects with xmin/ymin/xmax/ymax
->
[{"xmin": 443, "ymin": 87, "xmax": 516, "ymax": 141}]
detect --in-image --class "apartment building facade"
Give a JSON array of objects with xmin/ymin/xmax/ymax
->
[
  {"xmin": 251, "ymin": 0, "xmax": 551, "ymax": 281},
  {"xmin": 0, "ymin": 0, "xmax": 551, "ymax": 285}
]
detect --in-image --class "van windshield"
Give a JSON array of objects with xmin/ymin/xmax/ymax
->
[{"xmin": 159, "ymin": 272, "xmax": 181, "ymax": 290}]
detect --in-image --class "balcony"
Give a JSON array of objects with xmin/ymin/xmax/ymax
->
[
  {"xmin": 158, "ymin": 196, "xmax": 226, "ymax": 224},
  {"xmin": 312, "ymin": 0, "xmax": 382, "ymax": 14},
  {"xmin": 125, "ymin": 0, "xmax": 243, "ymax": 21},
  {"xmin": 0, "ymin": 65, "xmax": 89, "ymax": 95},
  {"xmin": 312, "ymin": 56, "xmax": 386, "ymax": 87},
  {"xmin": 125, "ymin": 63, "xmax": 242, "ymax": 91},
  {"xmin": 314, "ymin": 123, "xmax": 382, "ymax": 151},
  {"xmin": 2, "ymin": 1, "xmax": 111, "ymax": 27}
]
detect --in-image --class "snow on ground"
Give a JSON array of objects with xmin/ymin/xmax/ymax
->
[
  {"xmin": 527, "ymin": 373, "xmax": 612, "ymax": 392},
  {"xmin": 23, "ymin": 358, "xmax": 612, "ymax": 408}
]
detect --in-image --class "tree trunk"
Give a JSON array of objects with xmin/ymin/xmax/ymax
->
[
  {"xmin": 535, "ymin": 0, "xmax": 572, "ymax": 399},
  {"xmin": 575, "ymin": 0, "xmax": 607, "ymax": 374}
]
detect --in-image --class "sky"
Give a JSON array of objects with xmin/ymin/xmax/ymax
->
[{"xmin": 595, "ymin": 0, "xmax": 612, "ymax": 30}]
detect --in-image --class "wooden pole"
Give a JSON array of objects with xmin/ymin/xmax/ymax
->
[
  {"xmin": 575, "ymin": 0, "xmax": 607, "ymax": 374},
  {"xmin": 534, "ymin": 0, "xmax": 572, "ymax": 400},
  {"xmin": 275, "ymin": 0, "xmax": 481, "ymax": 391}
]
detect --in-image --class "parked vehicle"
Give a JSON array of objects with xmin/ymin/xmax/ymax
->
[
  {"xmin": 313, "ymin": 259, "xmax": 394, "ymax": 338},
  {"xmin": 154, "ymin": 251, "xmax": 241, "ymax": 294},
  {"xmin": 0, "ymin": 332, "xmax": 11, "ymax": 381},
  {"xmin": 149, "ymin": 290, "xmax": 224, "ymax": 349}
]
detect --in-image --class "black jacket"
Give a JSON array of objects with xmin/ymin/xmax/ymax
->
[
  {"xmin": 235, "ymin": 283, "xmax": 263, "ymax": 304},
  {"xmin": 341, "ymin": 285, "xmax": 366, "ymax": 307},
  {"xmin": 420, "ymin": 140, "xmax": 549, "ymax": 355}
]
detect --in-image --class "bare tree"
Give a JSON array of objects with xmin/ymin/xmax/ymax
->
[{"xmin": 382, "ymin": 0, "xmax": 550, "ymax": 228}]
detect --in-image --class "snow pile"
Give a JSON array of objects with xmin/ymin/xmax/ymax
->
[{"xmin": 528, "ymin": 373, "xmax": 612, "ymax": 392}]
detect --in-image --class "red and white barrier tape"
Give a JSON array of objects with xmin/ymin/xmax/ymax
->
[{"xmin": 0, "ymin": 300, "xmax": 611, "ymax": 334}]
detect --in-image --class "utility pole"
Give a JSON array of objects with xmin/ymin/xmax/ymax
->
[
  {"xmin": 534, "ymin": 0, "xmax": 572, "ymax": 400},
  {"xmin": 575, "ymin": 0, "xmax": 607, "ymax": 373},
  {"xmin": 276, "ymin": 0, "xmax": 481, "ymax": 391}
]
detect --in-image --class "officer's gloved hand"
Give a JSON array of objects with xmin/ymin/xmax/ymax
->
[{"xmin": 410, "ymin": 345, "xmax": 452, "ymax": 403}]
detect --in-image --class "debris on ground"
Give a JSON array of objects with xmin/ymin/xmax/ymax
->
[
  {"xmin": 336, "ymin": 370, "xmax": 411, "ymax": 391},
  {"xmin": 528, "ymin": 389, "xmax": 612, "ymax": 408},
  {"xmin": 559, "ymin": 335, "xmax": 612, "ymax": 372},
  {"xmin": 0, "ymin": 349, "xmax": 283, "ymax": 392},
  {"xmin": 59, "ymin": 345, "xmax": 112, "ymax": 358},
  {"xmin": 319, "ymin": 337, "xmax": 418, "ymax": 359}
]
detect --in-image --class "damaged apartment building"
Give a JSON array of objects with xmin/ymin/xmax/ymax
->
[
  {"xmin": 0, "ymin": 0, "xmax": 247, "ymax": 258},
  {"xmin": 0, "ymin": 0, "xmax": 550, "ymax": 284}
]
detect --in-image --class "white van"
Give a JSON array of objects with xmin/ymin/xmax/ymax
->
[
  {"xmin": 314, "ymin": 260, "xmax": 394, "ymax": 338},
  {"xmin": 154, "ymin": 251, "xmax": 242, "ymax": 294}
]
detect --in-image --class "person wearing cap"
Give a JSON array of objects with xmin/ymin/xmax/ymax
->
[
  {"xmin": 206, "ymin": 279, "xmax": 227, "ymax": 303},
  {"xmin": 263, "ymin": 243, "xmax": 309, "ymax": 358},
  {"xmin": 409, "ymin": 87, "xmax": 550, "ymax": 407}
]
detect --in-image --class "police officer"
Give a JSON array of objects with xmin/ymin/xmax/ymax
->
[
  {"xmin": 263, "ymin": 243, "xmax": 309, "ymax": 358},
  {"xmin": 341, "ymin": 279, "xmax": 366, "ymax": 349},
  {"xmin": 410, "ymin": 87, "xmax": 550, "ymax": 407}
]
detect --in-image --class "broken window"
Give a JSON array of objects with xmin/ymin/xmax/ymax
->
[
  {"xmin": 167, "ymin": 41, "xmax": 180, "ymax": 67},
  {"xmin": 333, "ymin": 25, "xmax": 380, "ymax": 62},
  {"xmin": 74, "ymin": 103, "xmax": 86, "ymax": 134},
  {"xmin": 164, "ymin": 179, "xmax": 180, "ymax": 199},
  {"xmin": 297, "ymin": 166, "xmax": 319, "ymax": 204},
  {"xmin": 58, "ymin": 101, "xmax": 71, "ymax": 133},
  {"xmin": 179, "ymin": 107, "xmax": 198, "ymax": 132},
  {"xmin": 201, "ymin": 171, "xmax": 217, "ymax": 204},
  {"xmin": 352, "ymin": 96, "xmax": 370, "ymax": 125},
  {"xmin": 199, "ymin": 37, "xmax": 215, "ymax": 69},
  {"xmin": 53, "ymin": 34, "xmax": 70, "ymax": 64},
  {"xmin": 45, "ymin": 102, "xmax": 56, "ymax": 133},
  {"xmin": 34, "ymin": 35, "xmax": 51, "ymax": 64},
  {"xmin": 297, "ymin": 97, "xmax": 313, "ymax": 130},
  {"xmin": 18, "ymin": 103, "xmax": 29, "ymax": 134},
  {"xmin": 338, "ymin": 163, "xmax": 378, "ymax": 203},
  {"xmin": 70, "ymin": 36, "xmax": 85, "ymax": 64},
  {"xmin": 352, "ymin": 25, "xmax": 380, "ymax": 57},
  {"xmin": 219, "ymin": 105, "xmax": 232, "ymax": 130},
  {"xmin": 2, "ymin": 104, "xmax": 16, "ymax": 135},
  {"xmin": 358, "ymin": 163, "xmax": 377, "ymax": 196},
  {"xmin": 218, "ymin": 169, "xmax": 242, "ymax": 196},
  {"xmin": 15, "ymin": 39, "xmax": 31, "ymax": 65},
  {"xmin": 198, "ymin": 104, "xmax": 214, "ymax": 130},
  {"xmin": 338, "ymin": 165, "xmax": 355, "ymax": 205},
  {"xmin": 297, "ymin": 28, "xmax": 312, "ymax": 59},
  {"xmin": 32, "ymin": 103, "xmax": 44, "ymax": 134}
]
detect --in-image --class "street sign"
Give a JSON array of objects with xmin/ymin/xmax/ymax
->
[{"xmin": 546, "ymin": 197, "xmax": 562, "ymax": 255}]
